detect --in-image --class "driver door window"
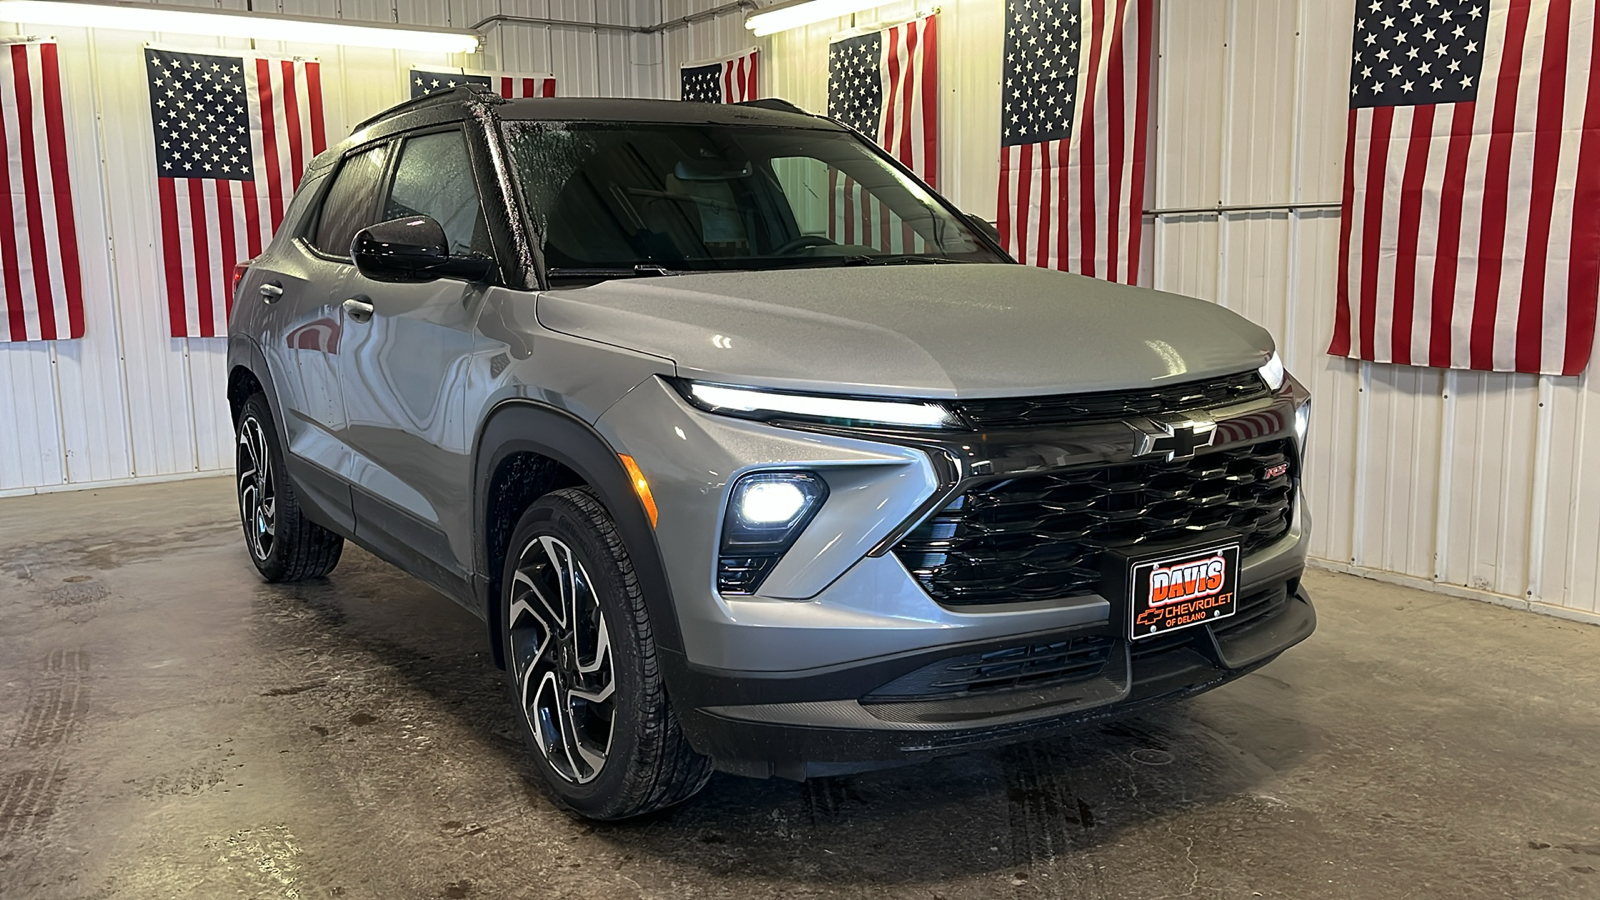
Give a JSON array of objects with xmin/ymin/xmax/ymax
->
[
  {"xmin": 313, "ymin": 143, "xmax": 390, "ymax": 257},
  {"xmin": 384, "ymin": 129, "xmax": 493, "ymax": 258}
]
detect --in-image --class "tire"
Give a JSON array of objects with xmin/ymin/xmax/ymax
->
[
  {"xmin": 500, "ymin": 487, "xmax": 711, "ymax": 820},
  {"xmin": 236, "ymin": 392, "xmax": 343, "ymax": 582}
]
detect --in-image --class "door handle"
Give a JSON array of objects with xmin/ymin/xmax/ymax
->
[
  {"xmin": 259, "ymin": 282, "xmax": 284, "ymax": 303},
  {"xmin": 342, "ymin": 296, "xmax": 375, "ymax": 323}
]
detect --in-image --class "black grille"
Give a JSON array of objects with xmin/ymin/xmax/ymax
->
[
  {"xmin": 894, "ymin": 439, "xmax": 1296, "ymax": 607},
  {"xmin": 865, "ymin": 635, "xmax": 1116, "ymax": 702},
  {"xmin": 955, "ymin": 370, "xmax": 1270, "ymax": 430}
]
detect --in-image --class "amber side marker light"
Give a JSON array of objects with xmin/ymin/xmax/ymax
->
[{"xmin": 618, "ymin": 455, "xmax": 658, "ymax": 528}]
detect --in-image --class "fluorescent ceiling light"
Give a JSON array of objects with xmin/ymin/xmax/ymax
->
[
  {"xmin": 745, "ymin": 0, "xmax": 892, "ymax": 37},
  {"xmin": 0, "ymin": 0, "xmax": 481, "ymax": 53}
]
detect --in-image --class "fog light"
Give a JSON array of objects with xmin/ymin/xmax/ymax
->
[
  {"xmin": 719, "ymin": 472, "xmax": 828, "ymax": 594},
  {"xmin": 737, "ymin": 480, "xmax": 807, "ymax": 525}
]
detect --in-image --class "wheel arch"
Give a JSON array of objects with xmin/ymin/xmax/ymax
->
[
  {"xmin": 227, "ymin": 335, "xmax": 284, "ymax": 429},
  {"xmin": 474, "ymin": 399, "xmax": 686, "ymax": 671}
]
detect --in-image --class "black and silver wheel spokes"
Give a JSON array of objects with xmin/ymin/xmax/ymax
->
[
  {"xmin": 237, "ymin": 415, "xmax": 277, "ymax": 561},
  {"xmin": 507, "ymin": 535, "xmax": 616, "ymax": 784}
]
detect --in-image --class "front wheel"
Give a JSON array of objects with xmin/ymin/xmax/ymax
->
[{"xmin": 501, "ymin": 487, "xmax": 710, "ymax": 820}]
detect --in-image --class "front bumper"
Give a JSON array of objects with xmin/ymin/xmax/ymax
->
[{"xmin": 674, "ymin": 577, "xmax": 1314, "ymax": 779}]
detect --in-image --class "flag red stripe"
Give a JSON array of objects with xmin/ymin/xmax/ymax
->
[
  {"xmin": 0, "ymin": 51, "xmax": 24, "ymax": 341},
  {"xmin": 1567, "ymin": 12, "xmax": 1600, "ymax": 374},
  {"xmin": 843, "ymin": 175, "xmax": 856, "ymax": 245},
  {"xmin": 241, "ymin": 179, "xmax": 263, "ymax": 259},
  {"xmin": 544, "ymin": 77, "xmax": 556, "ymax": 98},
  {"xmin": 1056, "ymin": 139, "xmax": 1070, "ymax": 270},
  {"xmin": 1035, "ymin": 142, "xmax": 1053, "ymax": 267},
  {"xmin": 1126, "ymin": 0, "xmax": 1152, "ymax": 283},
  {"xmin": 255, "ymin": 58, "xmax": 285, "ymax": 231},
  {"xmin": 723, "ymin": 61, "xmax": 734, "ymax": 104},
  {"xmin": 307, "ymin": 62, "xmax": 325, "ymax": 154},
  {"xmin": 998, "ymin": 150, "xmax": 1014, "ymax": 259},
  {"xmin": 216, "ymin": 179, "xmax": 237, "ymax": 326},
  {"xmin": 882, "ymin": 24, "xmax": 903, "ymax": 163},
  {"xmin": 920, "ymin": 19, "xmax": 937, "ymax": 189},
  {"xmin": 39, "ymin": 42, "xmax": 82, "ymax": 337},
  {"xmin": 1468, "ymin": 0, "xmax": 1533, "ymax": 370},
  {"xmin": 1078, "ymin": 0, "xmax": 1106, "ymax": 277},
  {"xmin": 158, "ymin": 177, "xmax": 187, "ymax": 338},
  {"xmin": 11, "ymin": 44, "xmax": 56, "ymax": 340},
  {"xmin": 1426, "ymin": 103, "xmax": 1477, "ymax": 368},
  {"xmin": 1358, "ymin": 106, "xmax": 1394, "ymax": 361},
  {"xmin": 1391, "ymin": 105, "xmax": 1435, "ymax": 364},
  {"xmin": 1516, "ymin": 2, "xmax": 1571, "ymax": 372},
  {"xmin": 1104, "ymin": 0, "xmax": 1129, "ymax": 283},
  {"xmin": 280, "ymin": 60, "xmax": 304, "ymax": 191},
  {"xmin": 188, "ymin": 179, "xmax": 213, "ymax": 338},
  {"xmin": 1330, "ymin": 110, "xmax": 1360, "ymax": 357},
  {"xmin": 746, "ymin": 52, "xmax": 758, "ymax": 100}
]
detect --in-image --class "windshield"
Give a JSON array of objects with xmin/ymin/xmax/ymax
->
[{"xmin": 501, "ymin": 121, "xmax": 1005, "ymax": 275}]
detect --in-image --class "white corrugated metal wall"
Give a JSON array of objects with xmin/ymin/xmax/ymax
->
[
  {"xmin": 8, "ymin": 0, "xmax": 1599, "ymax": 622},
  {"xmin": 662, "ymin": 0, "xmax": 1600, "ymax": 622},
  {"xmin": 0, "ymin": 0, "xmax": 656, "ymax": 496}
]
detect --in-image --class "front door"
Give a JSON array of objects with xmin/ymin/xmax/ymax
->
[{"xmin": 335, "ymin": 127, "xmax": 497, "ymax": 598}]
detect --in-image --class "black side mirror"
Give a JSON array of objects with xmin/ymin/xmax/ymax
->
[
  {"xmin": 351, "ymin": 216, "xmax": 495, "ymax": 283},
  {"xmin": 966, "ymin": 213, "xmax": 1004, "ymax": 248}
]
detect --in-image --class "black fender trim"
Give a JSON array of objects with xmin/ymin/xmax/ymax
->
[{"xmin": 473, "ymin": 400, "xmax": 687, "ymax": 673}]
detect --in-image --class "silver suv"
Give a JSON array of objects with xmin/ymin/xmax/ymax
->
[{"xmin": 226, "ymin": 88, "xmax": 1315, "ymax": 820}]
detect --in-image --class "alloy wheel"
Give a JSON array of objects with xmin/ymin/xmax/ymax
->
[
  {"xmin": 507, "ymin": 535, "xmax": 617, "ymax": 784},
  {"xmin": 237, "ymin": 415, "xmax": 276, "ymax": 561}
]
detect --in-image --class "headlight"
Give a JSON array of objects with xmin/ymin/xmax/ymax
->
[
  {"xmin": 1294, "ymin": 398, "xmax": 1311, "ymax": 450},
  {"xmin": 1258, "ymin": 351, "xmax": 1286, "ymax": 392},
  {"xmin": 719, "ymin": 472, "xmax": 828, "ymax": 594},
  {"xmin": 679, "ymin": 380, "xmax": 963, "ymax": 429}
]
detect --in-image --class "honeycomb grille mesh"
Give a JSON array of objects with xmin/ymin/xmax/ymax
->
[{"xmin": 894, "ymin": 439, "xmax": 1296, "ymax": 607}]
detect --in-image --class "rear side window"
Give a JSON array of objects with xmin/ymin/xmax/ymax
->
[
  {"xmin": 312, "ymin": 143, "xmax": 390, "ymax": 257},
  {"xmin": 384, "ymin": 129, "xmax": 492, "ymax": 257}
]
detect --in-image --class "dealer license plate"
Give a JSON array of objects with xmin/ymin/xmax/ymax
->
[{"xmin": 1128, "ymin": 543, "xmax": 1241, "ymax": 641}]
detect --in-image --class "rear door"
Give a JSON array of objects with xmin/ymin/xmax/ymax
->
[
  {"xmin": 271, "ymin": 141, "xmax": 391, "ymax": 530},
  {"xmin": 334, "ymin": 126, "xmax": 497, "ymax": 598}
]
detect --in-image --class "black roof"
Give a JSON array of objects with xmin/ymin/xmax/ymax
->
[{"xmin": 351, "ymin": 85, "xmax": 836, "ymax": 136}]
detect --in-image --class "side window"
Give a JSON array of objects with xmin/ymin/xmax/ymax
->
[
  {"xmin": 384, "ymin": 130, "xmax": 493, "ymax": 257},
  {"xmin": 312, "ymin": 143, "xmax": 390, "ymax": 257}
]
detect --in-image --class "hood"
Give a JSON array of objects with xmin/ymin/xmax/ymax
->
[{"xmin": 535, "ymin": 264, "xmax": 1275, "ymax": 398}]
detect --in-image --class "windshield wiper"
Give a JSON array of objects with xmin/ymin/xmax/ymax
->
[
  {"xmin": 834, "ymin": 254, "xmax": 965, "ymax": 267},
  {"xmin": 546, "ymin": 263, "xmax": 680, "ymax": 279}
]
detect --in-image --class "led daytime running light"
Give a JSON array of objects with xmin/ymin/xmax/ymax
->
[{"xmin": 688, "ymin": 382, "xmax": 958, "ymax": 429}]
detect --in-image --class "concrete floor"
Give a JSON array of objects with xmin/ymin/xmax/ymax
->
[{"xmin": 2, "ymin": 479, "xmax": 1599, "ymax": 899}]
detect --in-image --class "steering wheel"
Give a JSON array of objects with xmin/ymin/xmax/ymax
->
[{"xmin": 771, "ymin": 234, "xmax": 836, "ymax": 255}]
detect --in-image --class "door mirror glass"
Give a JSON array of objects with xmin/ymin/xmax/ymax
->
[{"xmin": 352, "ymin": 216, "xmax": 494, "ymax": 283}]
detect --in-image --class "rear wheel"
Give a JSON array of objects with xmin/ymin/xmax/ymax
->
[
  {"xmin": 501, "ymin": 487, "xmax": 710, "ymax": 820},
  {"xmin": 236, "ymin": 393, "xmax": 343, "ymax": 582}
]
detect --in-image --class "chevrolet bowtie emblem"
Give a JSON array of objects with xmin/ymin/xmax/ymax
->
[{"xmin": 1129, "ymin": 414, "xmax": 1218, "ymax": 461}]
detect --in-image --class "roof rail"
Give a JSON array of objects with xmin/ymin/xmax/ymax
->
[
  {"xmin": 734, "ymin": 98, "xmax": 812, "ymax": 116},
  {"xmin": 352, "ymin": 83, "xmax": 501, "ymax": 134}
]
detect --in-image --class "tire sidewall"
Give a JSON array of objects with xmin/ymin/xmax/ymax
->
[
  {"xmin": 237, "ymin": 394, "xmax": 289, "ymax": 580},
  {"xmin": 500, "ymin": 492, "xmax": 651, "ymax": 817}
]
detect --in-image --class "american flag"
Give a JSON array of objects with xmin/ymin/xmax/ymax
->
[
  {"xmin": 679, "ymin": 49, "xmax": 758, "ymax": 103},
  {"xmin": 146, "ymin": 49, "xmax": 324, "ymax": 339},
  {"xmin": 410, "ymin": 67, "xmax": 556, "ymax": 100},
  {"xmin": 1, "ymin": 40, "xmax": 83, "ymax": 343},
  {"xmin": 997, "ymin": 0, "xmax": 1153, "ymax": 283},
  {"xmin": 826, "ymin": 15, "xmax": 937, "ymax": 249},
  {"xmin": 1328, "ymin": 0, "xmax": 1600, "ymax": 375}
]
